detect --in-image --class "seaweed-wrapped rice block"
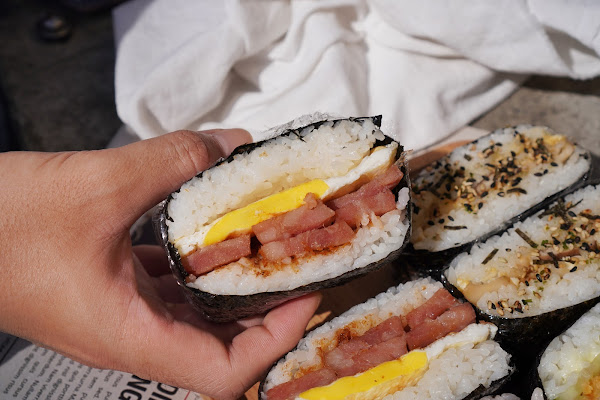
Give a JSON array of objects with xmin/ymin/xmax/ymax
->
[
  {"xmin": 260, "ymin": 278, "xmax": 513, "ymax": 400},
  {"xmin": 443, "ymin": 184, "xmax": 600, "ymax": 359},
  {"xmin": 408, "ymin": 126, "xmax": 590, "ymax": 277},
  {"xmin": 535, "ymin": 302, "xmax": 600, "ymax": 400},
  {"xmin": 157, "ymin": 116, "xmax": 411, "ymax": 321}
]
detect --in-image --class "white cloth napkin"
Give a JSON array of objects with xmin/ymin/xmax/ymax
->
[{"xmin": 113, "ymin": 0, "xmax": 600, "ymax": 151}]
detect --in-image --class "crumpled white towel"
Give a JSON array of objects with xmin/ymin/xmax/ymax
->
[{"xmin": 113, "ymin": 0, "xmax": 600, "ymax": 151}]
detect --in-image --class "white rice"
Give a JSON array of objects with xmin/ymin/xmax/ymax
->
[
  {"xmin": 411, "ymin": 126, "xmax": 590, "ymax": 252},
  {"xmin": 538, "ymin": 303, "xmax": 600, "ymax": 399},
  {"xmin": 165, "ymin": 118, "xmax": 411, "ymax": 295},
  {"xmin": 389, "ymin": 340, "xmax": 510, "ymax": 400},
  {"xmin": 530, "ymin": 388, "xmax": 544, "ymax": 400},
  {"xmin": 446, "ymin": 184, "xmax": 600, "ymax": 318},
  {"xmin": 167, "ymin": 119, "xmax": 383, "ymax": 243},
  {"xmin": 262, "ymin": 278, "xmax": 512, "ymax": 399}
]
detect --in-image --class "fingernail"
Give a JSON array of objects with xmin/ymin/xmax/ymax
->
[{"xmin": 209, "ymin": 129, "xmax": 252, "ymax": 155}]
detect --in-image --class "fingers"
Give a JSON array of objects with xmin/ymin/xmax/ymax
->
[
  {"xmin": 130, "ymin": 293, "xmax": 321, "ymax": 399},
  {"xmin": 225, "ymin": 293, "xmax": 322, "ymax": 389},
  {"xmin": 105, "ymin": 129, "xmax": 252, "ymax": 225}
]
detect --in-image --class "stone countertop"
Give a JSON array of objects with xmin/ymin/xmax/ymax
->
[
  {"xmin": 1, "ymin": 1, "xmax": 599, "ymax": 155},
  {"xmin": 0, "ymin": 0, "xmax": 121, "ymax": 151}
]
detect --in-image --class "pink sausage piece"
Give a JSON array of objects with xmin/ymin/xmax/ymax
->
[
  {"xmin": 182, "ymin": 234, "xmax": 252, "ymax": 276},
  {"xmin": 405, "ymin": 288, "xmax": 460, "ymax": 330},
  {"xmin": 259, "ymin": 220, "xmax": 355, "ymax": 262},
  {"xmin": 252, "ymin": 193, "xmax": 336, "ymax": 244}
]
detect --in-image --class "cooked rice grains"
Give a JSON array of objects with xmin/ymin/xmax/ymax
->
[{"xmin": 411, "ymin": 126, "xmax": 590, "ymax": 253}]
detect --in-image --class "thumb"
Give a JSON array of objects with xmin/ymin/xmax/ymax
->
[
  {"xmin": 225, "ymin": 293, "xmax": 323, "ymax": 391},
  {"xmin": 146, "ymin": 293, "xmax": 322, "ymax": 399},
  {"xmin": 104, "ymin": 129, "xmax": 251, "ymax": 225}
]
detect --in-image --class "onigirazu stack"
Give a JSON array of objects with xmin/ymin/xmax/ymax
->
[{"xmin": 156, "ymin": 116, "xmax": 411, "ymax": 321}]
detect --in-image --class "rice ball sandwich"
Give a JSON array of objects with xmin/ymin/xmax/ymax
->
[
  {"xmin": 156, "ymin": 116, "xmax": 412, "ymax": 321},
  {"xmin": 408, "ymin": 126, "xmax": 591, "ymax": 278},
  {"xmin": 260, "ymin": 278, "xmax": 513, "ymax": 400}
]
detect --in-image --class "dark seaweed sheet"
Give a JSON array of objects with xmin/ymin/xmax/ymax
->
[
  {"xmin": 401, "ymin": 242, "xmax": 472, "ymax": 281},
  {"xmin": 529, "ymin": 353, "xmax": 548, "ymax": 400},
  {"xmin": 405, "ymin": 129, "xmax": 594, "ymax": 281},
  {"xmin": 155, "ymin": 116, "xmax": 412, "ymax": 322}
]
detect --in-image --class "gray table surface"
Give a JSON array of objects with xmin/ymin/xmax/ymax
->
[{"xmin": 1, "ymin": 0, "xmax": 599, "ymax": 156}]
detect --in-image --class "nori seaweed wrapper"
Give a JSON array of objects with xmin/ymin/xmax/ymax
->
[
  {"xmin": 402, "ymin": 242, "xmax": 473, "ymax": 281},
  {"xmin": 528, "ymin": 352, "xmax": 549, "ymax": 400},
  {"xmin": 155, "ymin": 116, "xmax": 412, "ymax": 322},
  {"xmin": 405, "ymin": 127, "xmax": 593, "ymax": 281}
]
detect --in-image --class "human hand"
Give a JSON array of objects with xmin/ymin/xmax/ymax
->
[{"xmin": 0, "ymin": 129, "xmax": 321, "ymax": 399}]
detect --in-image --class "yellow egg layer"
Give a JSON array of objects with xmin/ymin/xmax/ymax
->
[
  {"xmin": 203, "ymin": 179, "xmax": 329, "ymax": 246},
  {"xmin": 299, "ymin": 351, "xmax": 428, "ymax": 400}
]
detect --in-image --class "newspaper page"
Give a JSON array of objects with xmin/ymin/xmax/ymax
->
[{"xmin": 0, "ymin": 332, "xmax": 206, "ymax": 400}]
